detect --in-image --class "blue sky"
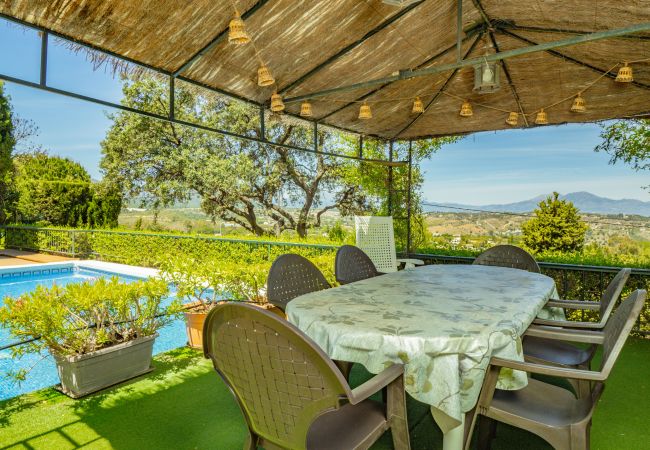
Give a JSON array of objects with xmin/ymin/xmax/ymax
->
[{"xmin": 0, "ymin": 19, "xmax": 647, "ymax": 205}]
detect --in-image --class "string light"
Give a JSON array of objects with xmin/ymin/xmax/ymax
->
[
  {"xmin": 505, "ymin": 111, "xmax": 519, "ymax": 126},
  {"xmin": 270, "ymin": 93, "xmax": 285, "ymax": 112},
  {"xmin": 300, "ymin": 101, "xmax": 313, "ymax": 117},
  {"xmin": 459, "ymin": 100, "xmax": 473, "ymax": 117},
  {"xmin": 616, "ymin": 62, "xmax": 634, "ymax": 83},
  {"xmin": 534, "ymin": 109, "xmax": 548, "ymax": 125},
  {"xmin": 412, "ymin": 97, "xmax": 424, "ymax": 114},
  {"xmin": 570, "ymin": 93, "xmax": 586, "ymax": 113},
  {"xmin": 358, "ymin": 102, "xmax": 372, "ymax": 119},
  {"xmin": 228, "ymin": 10, "xmax": 250, "ymax": 45}
]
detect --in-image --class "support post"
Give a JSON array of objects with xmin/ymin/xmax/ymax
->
[
  {"xmin": 259, "ymin": 106, "xmax": 265, "ymax": 140},
  {"xmin": 407, "ymin": 140, "xmax": 413, "ymax": 254},
  {"xmin": 456, "ymin": 0, "xmax": 463, "ymax": 62},
  {"xmin": 387, "ymin": 141, "xmax": 394, "ymax": 216},
  {"xmin": 359, "ymin": 135, "xmax": 364, "ymax": 159},
  {"xmin": 169, "ymin": 76, "xmax": 175, "ymax": 120},
  {"xmin": 313, "ymin": 121, "xmax": 318, "ymax": 153},
  {"xmin": 39, "ymin": 31, "xmax": 48, "ymax": 87}
]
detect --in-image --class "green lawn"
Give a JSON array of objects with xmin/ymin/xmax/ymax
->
[{"xmin": 1, "ymin": 339, "xmax": 648, "ymax": 450}]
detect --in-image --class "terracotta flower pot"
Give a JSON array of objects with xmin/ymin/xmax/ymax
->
[
  {"xmin": 184, "ymin": 309, "xmax": 208, "ymax": 349},
  {"xmin": 183, "ymin": 301, "xmax": 283, "ymax": 350}
]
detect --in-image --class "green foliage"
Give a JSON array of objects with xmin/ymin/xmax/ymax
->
[
  {"xmin": 326, "ymin": 220, "xmax": 348, "ymax": 243},
  {"xmin": 0, "ymin": 277, "xmax": 179, "ymax": 359},
  {"xmin": 3, "ymin": 226, "xmax": 338, "ymax": 285},
  {"xmin": 160, "ymin": 255, "xmax": 270, "ymax": 308},
  {"xmin": 340, "ymin": 137, "xmax": 457, "ymax": 250},
  {"xmin": 13, "ymin": 152, "xmax": 121, "ymax": 227},
  {"xmin": 101, "ymin": 76, "xmax": 366, "ymax": 237},
  {"xmin": 0, "ymin": 81, "xmax": 16, "ymax": 223},
  {"xmin": 596, "ymin": 119, "xmax": 650, "ymax": 188},
  {"xmin": 521, "ymin": 192, "xmax": 588, "ymax": 253}
]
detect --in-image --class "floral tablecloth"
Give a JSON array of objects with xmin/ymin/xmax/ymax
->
[{"xmin": 286, "ymin": 264, "xmax": 560, "ymax": 433}]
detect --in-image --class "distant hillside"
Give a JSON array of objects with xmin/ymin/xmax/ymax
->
[{"xmin": 424, "ymin": 192, "xmax": 650, "ymax": 217}]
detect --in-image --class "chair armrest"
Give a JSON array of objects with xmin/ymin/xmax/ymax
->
[
  {"xmin": 546, "ymin": 299, "xmax": 601, "ymax": 310},
  {"xmin": 489, "ymin": 356, "xmax": 605, "ymax": 382},
  {"xmin": 525, "ymin": 325, "xmax": 605, "ymax": 344},
  {"xmin": 532, "ymin": 317, "xmax": 605, "ymax": 330},
  {"xmin": 348, "ymin": 364, "xmax": 403, "ymax": 405},
  {"xmin": 396, "ymin": 258, "xmax": 424, "ymax": 266}
]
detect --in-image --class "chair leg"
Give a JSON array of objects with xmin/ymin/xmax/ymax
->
[
  {"xmin": 570, "ymin": 421, "xmax": 591, "ymax": 450},
  {"xmin": 243, "ymin": 430, "xmax": 258, "ymax": 450},
  {"xmin": 477, "ymin": 417, "xmax": 496, "ymax": 450},
  {"xmin": 387, "ymin": 375, "xmax": 411, "ymax": 450},
  {"xmin": 576, "ymin": 363, "xmax": 592, "ymax": 399},
  {"xmin": 334, "ymin": 360, "xmax": 353, "ymax": 380}
]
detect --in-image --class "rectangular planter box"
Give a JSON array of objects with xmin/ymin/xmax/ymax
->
[{"xmin": 53, "ymin": 333, "xmax": 157, "ymax": 398}]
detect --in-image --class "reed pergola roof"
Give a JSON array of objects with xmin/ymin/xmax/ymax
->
[{"xmin": 2, "ymin": 0, "xmax": 650, "ymax": 140}]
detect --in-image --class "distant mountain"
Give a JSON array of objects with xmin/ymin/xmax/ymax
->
[{"xmin": 424, "ymin": 192, "xmax": 650, "ymax": 217}]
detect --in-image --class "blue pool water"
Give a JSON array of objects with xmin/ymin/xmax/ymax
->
[{"xmin": 0, "ymin": 265, "xmax": 187, "ymax": 401}]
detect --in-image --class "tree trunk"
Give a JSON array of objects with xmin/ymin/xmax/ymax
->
[{"xmin": 296, "ymin": 221, "xmax": 308, "ymax": 238}]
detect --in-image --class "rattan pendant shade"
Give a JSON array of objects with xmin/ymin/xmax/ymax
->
[
  {"xmin": 228, "ymin": 11, "xmax": 250, "ymax": 44},
  {"xmin": 571, "ymin": 94, "xmax": 587, "ymax": 113},
  {"xmin": 358, "ymin": 102, "xmax": 372, "ymax": 119},
  {"xmin": 300, "ymin": 101, "xmax": 313, "ymax": 117},
  {"xmin": 459, "ymin": 100, "xmax": 473, "ymax": 117},
  {"xmin": 616, "ymin": 63, "xmax": 634, "ymax": 82},
  {"xmin": 257, "ymin": 65, "xmax": 275, "ymax": 86},
  {"xmin": 271, "ymin": 93, "xmax": 285, "ymax": 112},
  {"xmin": 535, "ymin": 109, "xmax": 548, "ymax": 125},
  {"xmin": 505, "ymin": 111, "xmax": 519, "ymax": 126},
  {"xmin": 412, "ymin": 97, "xmax": 424, "ymax": 114}
]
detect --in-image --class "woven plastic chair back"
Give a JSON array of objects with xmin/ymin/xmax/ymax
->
[
  {"xmin": 472, "ymin": 244, "xmax": 540, "ymax": 273},
  {"xmin": 599, "ymin": 289, "xmax": 646, "ymax": 377},
  {"xmin": 335, "ymin": 245, "xmax": 380, "ymax": 285},
  {"xmin": 599, "ymin": 268, "xmax": 631, "ymax": 322},
  {"xmin": 267, "ymin": 254, "xmax": 331, "ymax": 311},
  {"xmin": 355, "ymin": 216, "xmax": 398, "ymax": 273},
  {"xmin": 203, "ymin": 303, "xmax": 350, "ymax": 449}
]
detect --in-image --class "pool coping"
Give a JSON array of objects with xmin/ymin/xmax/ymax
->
[{"xmin": 0, "ymin": 260, "xmax": 159, "ymax": 279}]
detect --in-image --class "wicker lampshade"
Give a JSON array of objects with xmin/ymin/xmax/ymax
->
[
  {"xmin": 616, "ymin": 63, "xmax": 633, "ymax": 83},
  {"xmin": 358, "ymin": 102, "xmax": 372, "ymax": 119},
  {"xmin": 459, "ymin": 100, "xmax": 473, "ymax": 117},
  {"xmin": 270, "ymin": 93, "xmax": 285, "ymax": 112},
  {"xmin": 257, "ymin": 65, "xmax": 275, "ymax": 87},
  {"xmin": 534, "ymin": 109, "xmax": 548, "ymax": 125},
  {"xmin": 228, "ymin": 11, "xmax": 250, "ymax": 45},
  {"xmin": 505, "ymin": 111, "xmax": 519, "ymax": 126},
  {"xmin": 412, "ymin": 97, "xmax": 424, "ymax": 114},
  {"xmin": 300, "ymin": 101, "xmax": 313, "ymax": 117},
  {"xmin": 570, "ymin": 94, "xmax": 586, "ymax": 113}
]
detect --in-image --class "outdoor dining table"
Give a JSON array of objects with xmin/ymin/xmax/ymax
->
[{"xmin": 285, "ymin": 264, "xmax": 561, "ymax": 450}]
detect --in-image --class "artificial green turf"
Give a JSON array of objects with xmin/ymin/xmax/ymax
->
[{"xmin": 0, "ymin": 339, "xmax": 648, "ymax": 450}]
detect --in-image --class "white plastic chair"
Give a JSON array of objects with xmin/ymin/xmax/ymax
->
[{"xmin": 354, "ymin": 216, "xmax": 424, "ymax": 273}]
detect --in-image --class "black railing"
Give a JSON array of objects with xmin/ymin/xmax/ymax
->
[{"xmin": 408, "ymin": 253, "xmax": 650, "ymax": 336}]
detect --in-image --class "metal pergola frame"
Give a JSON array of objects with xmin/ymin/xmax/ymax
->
[
  {"xmin": 0, "ymin": 13, "xmax": 418, "ymax": 250},
  {"xmin": 283, "ymin": 21, "xmax": 650, "ymax": 104},
  {"xmin": 0, "ymin": 12, "xmax": 406, "ymax": 166},
  {"xmin": 2, "ymin": 5, "xmax": 649, "ymax": 253}
]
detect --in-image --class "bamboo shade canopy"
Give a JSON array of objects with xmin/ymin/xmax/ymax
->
[{"xmin": 2, "ymin": 0, "xmax": 650, "ymax": 140}]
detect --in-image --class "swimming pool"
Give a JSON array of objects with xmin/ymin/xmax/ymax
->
[{"xmin": 0, "ymin": 261, "xmax": 187, "ymax": 401}]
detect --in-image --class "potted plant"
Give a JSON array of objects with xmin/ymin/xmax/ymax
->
[
  {"xmin": 0, "ymin": 276, "xmax": 180, "ymax": 398},
  {"xmin": 160, "ymin": 256, "xmax": 276, "ymax": 349}
]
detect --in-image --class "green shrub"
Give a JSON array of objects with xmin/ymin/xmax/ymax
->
[{"xmin": 0, "ymin": 277, "xmax": 180, "ymax": 361}]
